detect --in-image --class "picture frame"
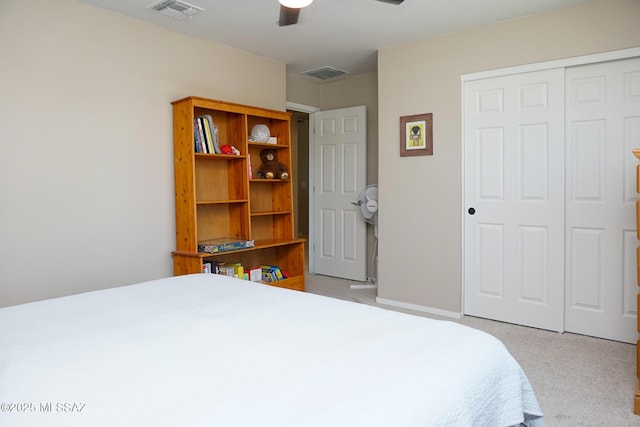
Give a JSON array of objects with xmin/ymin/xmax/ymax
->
[{"xmin": 400, "ymin": 113, "xmax": 433, "ymax": 157}]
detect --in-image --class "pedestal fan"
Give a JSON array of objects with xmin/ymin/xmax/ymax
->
[{"xmin": 351, "ymin": 184, "xmax": 378, "ymax": 289}]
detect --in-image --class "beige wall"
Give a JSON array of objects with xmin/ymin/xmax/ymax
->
[
  {"xmin": 0, "ymin": 0, "xmax": 285, "ymax": 307},
  {"xmin": 377, "ymin": 0, "xmax": 640, "ymax": 313},
  {"xmin": 286, "ymin": 75, "xmax": 322, "ymax": 108},
  {"xmin": 287, "ymin": 73, "xmax": 379, "ymax": 183}
]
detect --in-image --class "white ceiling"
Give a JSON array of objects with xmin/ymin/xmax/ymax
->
[{"xmin": 80, "ymin": 0, "xmax": 590, "ymax": 82}]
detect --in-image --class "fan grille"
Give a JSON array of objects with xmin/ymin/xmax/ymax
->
[{"xmin": 357, "ymin": 185, "xmax": 378, "ymax": 225}]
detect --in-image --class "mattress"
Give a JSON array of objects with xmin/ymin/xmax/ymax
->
[{"xmin": 0, "ymin": 274, "xmax": 544, "ymax": 426}]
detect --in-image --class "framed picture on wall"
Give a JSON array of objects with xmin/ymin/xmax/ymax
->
[{"xmin": 400, "ymin": 113, "xmax": 433, "ymax": 157}]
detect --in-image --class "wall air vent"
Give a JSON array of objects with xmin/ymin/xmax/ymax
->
[
  {"xmin": 147, "ymin": 0, "xmax": 203, "ymax": 20},
  {"xmin": 302, "ymin": 66, "xmax": 348, "ymax": 81}
]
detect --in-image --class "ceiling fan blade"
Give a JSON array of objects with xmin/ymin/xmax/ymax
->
[
  {"xmin": 375, "ymin": 0, "xmax": 404, "ymax": 4},
  {"xmin": 279, "ymin": 6, "xmax": 300, "ymax": 26}
]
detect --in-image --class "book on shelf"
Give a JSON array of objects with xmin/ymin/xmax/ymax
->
[
  {"xmin": 194, "ymin": 127, "xmax": 200, "ymax": 153},
  {"xmin": 201, "ymin": 116, "xmax": 214, "ymax": 154},
  {"xmin": 198, "ymin": 238, "xmax": 255, "ymax": 254}
]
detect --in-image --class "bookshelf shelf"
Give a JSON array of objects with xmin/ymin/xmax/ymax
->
[
  {"xmin": 171, "ymin": 96, "xmax": 305, "ymax": 291},
  {"xmin": 248, "ymin": 142, "xmax": 288, "ymax": 148},
  {"xmin": 195, "ymin": 153, "xmax": 247, "ymax": 160},
  {"xmin": 249, "ymin": 179, "xmax": 291, "ymax": 183},
  {"xmin": 251, "ymin": 210, "xmax": 292, "ymax": 216},
  {"xmin": 196, "ymin": 199, "xmax": 249, "ymax": 205}
]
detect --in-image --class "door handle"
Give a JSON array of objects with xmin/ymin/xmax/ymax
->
[{"xmin": 468, "ymin": 207, "xmax": 476, "ymax": 215}]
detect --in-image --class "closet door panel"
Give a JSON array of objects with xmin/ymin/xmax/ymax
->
[
  {"xmin": 565, "ymin": 57, "xmax": 640, "ymax": 344},
  {"xmin": 464, "ymin": 68, "xmax": 565, "ymax": 332}
]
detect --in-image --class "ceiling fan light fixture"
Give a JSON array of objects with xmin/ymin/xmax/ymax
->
[{"xmin": 279, "ymin": 0, "xmax": 313, "ymax": 8}]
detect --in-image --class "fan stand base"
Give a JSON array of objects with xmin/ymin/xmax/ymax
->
[
  {"xmin": 350, "ymin": 283, "xmax": 377, "ymax": 289},
  {"xmin": 351, "ymin": 234, "xmax": 378, "ymax": 290}
]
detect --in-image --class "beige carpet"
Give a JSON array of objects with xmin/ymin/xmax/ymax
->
[{"xmin": 305, "ymin": 272, "xmax": 639, "ymax": 426}]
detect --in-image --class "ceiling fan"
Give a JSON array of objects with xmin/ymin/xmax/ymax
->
[{"xmin": 279, "ymin": 0, "xmax": 405, "ymax": 27}]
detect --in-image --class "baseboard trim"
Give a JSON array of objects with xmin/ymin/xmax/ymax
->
[{"xmin": 375, "ymin": 297, "xmax": 462, "ymax": 319}]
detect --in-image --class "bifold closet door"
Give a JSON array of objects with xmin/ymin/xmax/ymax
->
[
  {"xmin": 463, "ymin": 68, "xmax": 566, "ymax": 332},
  {"xmin": 564, "ymin": 57, "xmax": 640, "ymax": 344}
]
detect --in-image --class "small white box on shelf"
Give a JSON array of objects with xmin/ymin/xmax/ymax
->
[
  {"xmin": 249, "ymin": 267, "xmax": 262, "ymax": 282},
  {"xmin": 267, "ymin": 136, "xmax": 277, "ymax": 144}
]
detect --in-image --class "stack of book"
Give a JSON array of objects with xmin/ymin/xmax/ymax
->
[
  {"xmin": 197, "ymin": 238, "xmax": 255, "ymax": 254},
  {"xmin": 194, "ymin": 114, "xmax": 221, "ymax": 154},
  {"xmin": 202, "ymin": 261, "xmax": 262, "ymax": 283},
  {"xmin": 261, "ymin": 264, "xmax": 288, "ymax": 282}
]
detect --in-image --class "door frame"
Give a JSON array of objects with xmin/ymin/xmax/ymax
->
[
  {"xmin": 460, "ymin": 46, "xmax": 640, "ymax": 313},
  {"xmin": 286, "ymin": 101, "xmax": 320, "ymax": 273}
]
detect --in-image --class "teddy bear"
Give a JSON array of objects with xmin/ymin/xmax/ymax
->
[{"xmin": 258, "ymin": 148, "xmax": 289, "ymax": 180}]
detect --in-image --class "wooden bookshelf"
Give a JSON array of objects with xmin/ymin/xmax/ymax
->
[{"xmin": 171, "ymin": 96, "xmax": 305, "ymax": 291}]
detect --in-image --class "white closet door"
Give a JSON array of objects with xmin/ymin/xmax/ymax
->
[
  {"xmin": 564, "ymin": 57, "xmax": 640, "ymax": 344},
  {"xmin": 463, "ymin": 69, "xmax": 566, "ymax": 332}
]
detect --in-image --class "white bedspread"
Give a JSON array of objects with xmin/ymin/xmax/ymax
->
[{"xmin": 0, "ymin": 274, "xmax": 544, "ymax": 426}]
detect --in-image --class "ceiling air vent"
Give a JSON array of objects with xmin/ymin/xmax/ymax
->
[
  {"xmin": 147, "ymin": 0, "xmax": 203, "ymax": 20},
  {"xmin": 302, "ymin": 66, "xmax": 348, "ymax": 81}
]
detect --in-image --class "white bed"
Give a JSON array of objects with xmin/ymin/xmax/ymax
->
[{"xmin": 0, "ymin": 274, "xmax": 544, "ymax": 427}]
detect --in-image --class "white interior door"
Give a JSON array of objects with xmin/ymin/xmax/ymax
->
[
  {"xmin": 463, "ymin": 69, "xmax": 566, "ymax": 332},
  {"xmin": 564, "ymin": 57, "xmax": 640, "ymax": 343},
  {"xmin": 312, "ymin": 106, "xmax": 367, "ymax": 281}
]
